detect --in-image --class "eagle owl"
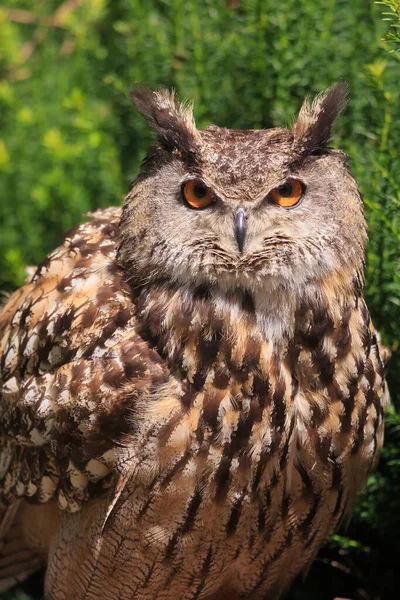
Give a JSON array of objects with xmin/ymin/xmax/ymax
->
[{"xmin": 0, "ymin": 84, "xmax": 388, "ymax": 600}]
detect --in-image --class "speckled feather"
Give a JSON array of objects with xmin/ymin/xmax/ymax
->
[
  {"xmin": 0, "ymin": 85, "xmax": 389, "ymax": 600},
  {"xmin": 0, "ymin": 208, "xmax": 169, "ymax": 510}
]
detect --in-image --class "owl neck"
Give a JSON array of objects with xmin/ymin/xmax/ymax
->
[{"xmin": 134, "ymin": 273, "xmax": 360, "ymax": 382}]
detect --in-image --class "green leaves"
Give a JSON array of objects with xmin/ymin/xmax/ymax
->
[{"xmin": 377, "ymin": 1, "xmax": 400, "ymax": 50}]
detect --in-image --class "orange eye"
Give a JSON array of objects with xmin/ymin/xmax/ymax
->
[
  {"xmin": 183, "ymin": 180, "xmax": 215, "ymax": 209},
  {"xmin": 269, "ymin": 178, "xmax": 303, "ymax": 208}
]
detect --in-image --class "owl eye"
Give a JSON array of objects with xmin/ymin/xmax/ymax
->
[
  {"xmin": 182, "ymin": 179, "xmax": 215, "ymax": 209},
  {"xmin": 269, "ymin": 178, "xmax": 303, "ymax": 208}
]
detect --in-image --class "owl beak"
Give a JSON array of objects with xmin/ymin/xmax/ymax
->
[{"xmin": 235, "ymin": 207, "xmax": 246, "ymax": 254}]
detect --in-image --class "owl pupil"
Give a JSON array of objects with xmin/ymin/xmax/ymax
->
[
  {"xmin": 278, "ymin": 183, "xmax": 293, "ymax": 197},
  {"xmin": 193, "ymin": 183, "xmax": 207, "ymax": 198}
]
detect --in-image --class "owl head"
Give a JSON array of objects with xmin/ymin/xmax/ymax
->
[{"xmin": 118, "ymin": 84, "xmax": 366, "ymax": 304}]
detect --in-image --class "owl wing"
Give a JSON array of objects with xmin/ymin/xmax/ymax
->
[{"xmin": 0, "ymin": 207, "xmax": 168, "ymax": 513}]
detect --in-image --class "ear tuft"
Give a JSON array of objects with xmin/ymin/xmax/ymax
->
[
  {"xmin": 293, "ymin": 82, "xmax": 348, "ymax": 154},
  {"xmin": 130, "ymin": 87, "xmax": 199, "ymax": 154}
]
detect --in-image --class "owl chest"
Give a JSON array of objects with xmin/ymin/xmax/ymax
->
[
  {"xmin": 132, "ymin": 341, "xmax": 296, "ymax": 525},
  {"xmin": 106, "ymin": 370, "xmax": 323, "ymax": 600},
  {"xmin": 123, "ymin": 292, "xmax": 355, "ymax": 595},
  {"xmin": 140, "ymin": 300, "xmax": 300, "ymax": 500}
]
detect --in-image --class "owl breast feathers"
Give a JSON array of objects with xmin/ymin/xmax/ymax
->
[{"xmin": 0, "ymin": 84, "xmax": 389, "ymax": 600}]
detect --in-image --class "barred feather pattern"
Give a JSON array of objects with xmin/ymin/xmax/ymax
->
[{"xmin": 0, "ymin": 208, "xmax": 388, "ymax": 599}]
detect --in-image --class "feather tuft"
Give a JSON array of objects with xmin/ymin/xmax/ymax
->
[
  {"xmin": 293, "ymin": 82, "xmax": 349, "ymax": 155},
  {"xmin": 130, "ymin": 87, "xmax": 200, "ymax": 155}
]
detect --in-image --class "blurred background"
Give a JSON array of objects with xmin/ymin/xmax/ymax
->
[{"xmin": 0, "ymin": 1, "xmax": 400, "ymax": 599}]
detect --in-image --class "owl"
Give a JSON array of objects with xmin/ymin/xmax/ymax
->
[{"xmin": 0, "ymin": 84, "xmax": 388, "ymax": 600}]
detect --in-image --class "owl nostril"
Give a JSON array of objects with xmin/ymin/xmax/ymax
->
[{"xmin": 235, "ymin": 207, "xmax": 246, "ymax": 254}]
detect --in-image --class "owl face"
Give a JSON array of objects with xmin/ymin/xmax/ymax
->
[{"xmin": 119, "ymin": 86, "xmax": 367, "ymax": 299}]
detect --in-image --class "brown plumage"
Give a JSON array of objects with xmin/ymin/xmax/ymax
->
[{"xmin": 0, "ymin": 85, "xmax": 388, "ymax": 599}]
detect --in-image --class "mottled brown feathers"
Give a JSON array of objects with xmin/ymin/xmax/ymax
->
[
  {"xmin": 0, "ymin": 85, "xmax": 389, "ymax": 600},
  {"xmin": 0, "ymin": 209, "xmax": 168, "ymax": 511}
]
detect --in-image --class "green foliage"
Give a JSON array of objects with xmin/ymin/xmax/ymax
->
[
  {"xmin": 377, "ymin": 0, "xmax": 400, "ymax": 49},
  {"xmin": 0, "ymin": 1, "xmax": 400, "ymax": 599}
]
